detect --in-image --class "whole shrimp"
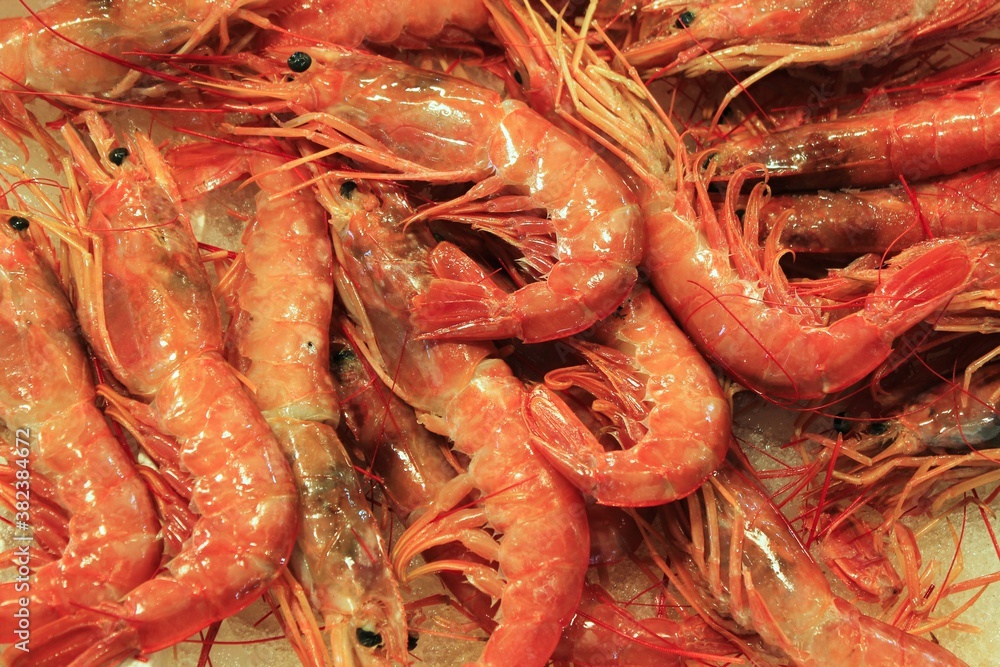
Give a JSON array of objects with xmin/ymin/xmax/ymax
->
[
  {"xmin": 318, "ymin": 174, "xmax": 589, "ymax": 667},
  {"xmin": 495, "ymin": 4, "xmax": 975, "ymax": 401},
  {"xmin": 524, "ymin": 283, "xmax": 731, "ymax": 506},
  {"xmin": 664, "ymin": 458, "xmax": 969, "ymax": 666},
  {"xmin": 712, "ymin": 78, "xmax": 1000, "ymax": 190},
  {"xmin": 2, "ymin": 114, "xmax": 298, "ymax": 666},
  {"xmin": 331, "ymin": 330, "xmax": 499, "ymax": 633},
  {"xmin": 0, "ymin": 213, "xmax": 160, "ymax": 635},
  {"xmin": 755, "ymin": 166, "xmax": 1000, "ymax": 254},
  {"xmin": 168, "ymin": 139, "xmax": 408, "ymax": 666},
  {"xmin": 216, "ymin": 45, "xmax": 643, "ymax": 343},
  {"xmin": 621, "ymin": 0, "xmax": 1000, "ymax": 76}
]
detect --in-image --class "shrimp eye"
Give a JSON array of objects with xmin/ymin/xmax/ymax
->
[
  {"xmin": 356, "ymin": 628, "xmax": 383, "ymax": 648},
  {"xmin": 868, "ymin": 421, "xmax": 889, "ymax": 435},
  {"xmin": 832, "ymin": 413, "xmax": 850, "ymax": 435},
  {"xmin": 675, "ymin": 10, "xmax": 695, "ymax": 28},
  {"xmin": 340, "ymin": 180, "xmax": 357, "ymax": 198},
  {"xmin": 332, "ymin": 347, "xmax": 356, "ymax": 364},
  {"xmin": 407, "ymin": 634, "xmax": 418, "ymax": 651},
  {"xmin": 287, "ymin": 51, "xmax": 312, "ymax": 73},
  {"xmin": 513, "ymin": 70, "xmax": 523, "ymax": 85},
  {"xmin": 8, "ymin": 216, "xmax": 29, "ymax": 231},
  {"xmin": 108, "ymin": 147, "xmax": 129, "ymax": 165}
]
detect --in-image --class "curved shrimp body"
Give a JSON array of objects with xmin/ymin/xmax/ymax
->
[
  {"xmin": 713, "ymin": 79, "xmax": 1000, "ymax": 190},
  {"xmin": 220, "ymin": 149, "xmax": 407, "ymax": 665},
  {"xmin": 4, "ymin": 117, "xmax": 298, "ymax": 666},
  {"xmin": 623, "ymin": 0, "xmax": 1000, "ymax": 75},
  {"xmin": 524, "ymin": 284, "xmax": 730, "ymax": 506},
  {"xmin": 643, "ymin": 165, "xmax": 975, "ymax": 401},
  {"xmin": 230, "ymin": 47, "xmax": 643, "ymax": 343},
  {"xmin": 679, "ymin": 461, "xmax": 968, "ymax": 666},
  {"xmin": 270, "ymin": 0, "xmax": 490, "ymax": 48},
  {"xmin": 758, "ymin": 166, "xmax": 1000, "ymax": 254},
  {"xmin": 324, "ymin": 179, "xmax": 589, "ymax": 667},
  {"xmin": 0, "ymin": 217, "xmax": 160, "ymax": 634}
]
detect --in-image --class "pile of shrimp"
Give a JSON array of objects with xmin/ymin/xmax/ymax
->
[{"xmin": 0, "ymin": 0, "xmax": 998, "ymax": 665}]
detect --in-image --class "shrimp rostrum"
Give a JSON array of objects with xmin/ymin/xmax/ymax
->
[
  {"xmin": 2, "ymin": 113, "xmax": 298, "ymax": 666},
  {"xmin": 213, "ymin": 45, "xmax": 644, "ymax": 344}
]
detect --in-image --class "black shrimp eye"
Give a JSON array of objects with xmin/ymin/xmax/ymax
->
[
  {"xmin": 108, "ymin": 147, "xmax": 129, "ymax": 165},
  {"xmin": 675, "ymin": 10, "xmax": 696, "ymax": 28},
  {"xmin": 356, "ymin": 628, "xmax": 383, "ymax": 648},
  {"xmin": 8, "ymin": 216, "xmax": 29, "ymax": 231},
  {"xmin": 340, "ymin": 180, "xmax": 357, "ymax": 198},
  {"xmin": 868, "ymin": 421, "xmax": 889, "ymax": 435},
  {"xmin": 287, "ymin": 51, "xmax": 312, "ymax": 73},
  {"xmin": 513, "ymin": 70, "xmax": 523, "ymax": 85},
  {"xmin": 832, "ymin": 413, "xmax": 850, "ymax": 435},
  {"xmin": 407, "ymin": 633, "xmax": 418, "ymax": 651}
]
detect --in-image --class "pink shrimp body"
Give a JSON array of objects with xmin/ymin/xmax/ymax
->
[
  {"xmin": 623, "ymin": 0, "xmax": 1000, "ymax": 74},
  {"xmin": 3, "ymin": 117, "xmax": 298, "ymax": 666},
  {"xmin": 323, "ymin": 178, "xmax": 589, "ymax": 667},
  {"xmin": 212, "ymin": 146, "xmax": 408, "ymax": 665},
  {"xmin": 0, "ymin": 216, "xmax": 160, "ymax": 634},
  {"xmin": 714, "ymin": 79, "xmax": 1000, "ymax": 190},
  {"xmin": 227, "ymin": 47, "xmax": 643, "ymax": 343},
  {"xmin": 674, "ymin": 461, "xmax": 968, "ymax": 666},
  {"xmin": 758, "ymin": 166, "xmax": 1000, "ymax": 254},
  {"xmin": 271, "ymin": 0, "xmax": 490, "ymax": 48},
  {"xmin": 525, "ymin": 284, "xmax": 730, "ymax": 506}
]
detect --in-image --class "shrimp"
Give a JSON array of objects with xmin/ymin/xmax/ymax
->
[
  {"xmin": 755, "ymin": 166, "xmax": 1000, "ymax": 254},
  {"xmin": 2, "ymin": 113, "xmax": 298, "ymax": 666},
  {"xmin": 621, "ymin": 0, "xmax": 1000, "ymax": 76},
  {"xmin": 524, "ymin": 283, "xmax": 731, "ymax": 506},
  {"xmin": 317, "ymin": 174, "xmax": 589, "ymax": 666},
  {"xmin": 164, "ymin": 138, "xmax": 408, "ymax": 666},
  {"xmin": 551, "ymin": 584, "xmax": 736, "ymax": 666},
  {"xmin": 712, "ymin": 78, "xmax": 1000, "ymax": 190},
  {"xmin": 268, "ymin": 0, "xmax": 490, "ymax": 49},
  {"xmin": 331, "ymin": 331, "xmax": 498, "ymax": 633},
  {"xmin": 0, "ymin": 0, "xmax": 289, "ymax": 99},
  {"xmin": 664, "ymin": 458, "xmax": 970, "ymax": 666},
  {"xmin": 0, "ymin": 213, "xmax": 160, "ymax": 636},
  {"xmin": 216, "ymin": 45, "xmax": 644, "ymax": 343},
  {"xmin": 497, "ymin": 4, "xmax": 975, "ymax": 400}
]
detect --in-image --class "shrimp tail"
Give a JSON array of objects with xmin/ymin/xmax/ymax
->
[{"xmin": 868, "ymin": 238, "xmax": 975, "ymax": 332}]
